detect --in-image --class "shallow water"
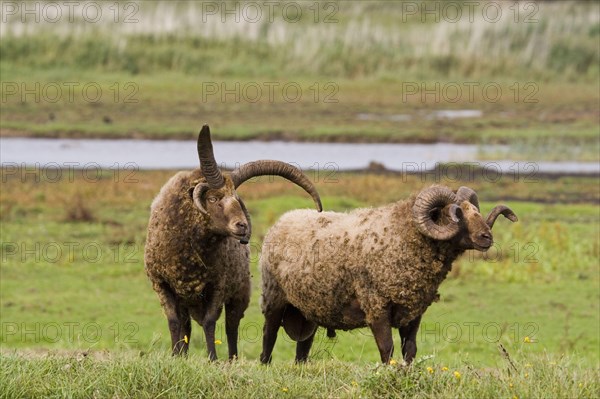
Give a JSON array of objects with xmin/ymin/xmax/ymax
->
[{"xmin": 1, "ymin": 137, "xmax": 598, "ymax": 175}]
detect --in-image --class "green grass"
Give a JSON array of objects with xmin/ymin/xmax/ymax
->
[
  {"xmin": 1, "ymin": 2, "xmax": 598, "ymax": 394},
  {"xmin": 1, "ymin": 170, "xmax": 598, "ymax": 380},
  {"xmin": 0, "ymin": 173, "xmax": 598, "ymax": 396},
  {"xmin": 1, "ymin": 352, "xmax": 597, "ymax": 399}
]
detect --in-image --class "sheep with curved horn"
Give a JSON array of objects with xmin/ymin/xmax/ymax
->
[
  {"xmin": 145, "ymin": 124, "xmax": 322, "ymax": 360},
  {"xmin": 259, "ymin": 184, "xmax": 517, "ymax": 364}
]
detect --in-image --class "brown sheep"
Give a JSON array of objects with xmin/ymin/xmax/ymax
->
[
  {"xmin": 259, "ymin": 185, "xmax": 517, "ymax": 364},
  {"xmin": 145, "ymin": 125, "xmax": 322, "ymax": 360}
]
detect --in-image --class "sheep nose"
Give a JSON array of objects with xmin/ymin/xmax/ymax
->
[
  {"xmin": 479, "ymin": 231, "xmax": 492, "ymax": 241},
  {"xmin": 236, "ymin": 221, "xmax": 248, "ymax": 233}
]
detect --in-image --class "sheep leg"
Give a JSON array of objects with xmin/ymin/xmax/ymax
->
[
  {"xmin": 369, "ymin": 315, "xmax": 394, "ymax": 363},
  {"xmin": 202, "ymin": 317, "xmax": 218, "ymax": 361},
  {"xmin": 225, "ymin": 300, "xmax": 246, "ymax": 360},
  {"xmin": 156, "ymin": 282, "xmax": 190, "ymax": 356},
  {"xmin": 399, "ymin": 315, "xmax": 421, "ymax": 364},
  {"xmin": 295, "ymin": 330, "xmax": 316, "ymax": 363},
  {"xmin": 260, "ymin": 306, "xmax": 285, "ymax": 364},
  {"xmin": 179, "ymin": 313, "xmax": 191, "ymax": 355}
]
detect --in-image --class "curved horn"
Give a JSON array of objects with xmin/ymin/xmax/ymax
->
[
  {"xmin": 230, "ymin": 160, "xmax": 322, "ymax": 212},
  {"xmin": 412, "ymin": 186, "xmax": 460, "ymax": 240},
  {"xmin": 197, "ymin": 125, "xmax": 225, "ymax": 189},
  {"xmin": 456, "ymin": 186, "xmax": 479, "ymax": 210},
  {"xmin": 486, "ymin": 205, "xmax": 518, "ymax": 228}
]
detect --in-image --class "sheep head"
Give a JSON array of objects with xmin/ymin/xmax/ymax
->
[
  {"xmin": 412, "ymin": 185, "xmax": 518, "ymax": 251},
  {"xmin": 191, "ymin": 176, "xmax": 250, "ymax": 243},
  {"xmin": 191, "ymin": 125, "xmax": 322, "ymax": 244}
]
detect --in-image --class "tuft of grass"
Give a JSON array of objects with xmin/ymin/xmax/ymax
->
[
  {"xmin": 0, "ymin": 351, "xmax": 597, "ymax": 399},
  {"xmin": 63, "ymin": 193, "xmax": 96, "ymax": 223}
]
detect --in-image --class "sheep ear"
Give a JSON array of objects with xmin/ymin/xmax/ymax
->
[
  {"xmin": 447, "ymin": 204, "xmax": 463, "ymax": 223},
  {"xmin": 191, "ymin": 183, "xmax": 210, "ymax": 214},
  {"xmin": 237, "ymin": 197, "xmax": 252, "ymax": 244}
]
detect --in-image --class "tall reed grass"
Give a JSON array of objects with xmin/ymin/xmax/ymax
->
[{"xmin": 1, "ymin": 1, "xmax": 598, "ymax": 80}]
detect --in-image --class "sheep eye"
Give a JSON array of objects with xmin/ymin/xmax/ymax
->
[{"xmin": 207, "ymin": 197, "xmax": 218, "ymax": 203}]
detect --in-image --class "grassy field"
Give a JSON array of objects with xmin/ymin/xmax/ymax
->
[
  {"xmin": 1, "ymin": 67, "xmax": 598, "ymax": 162},
  {"xmin": 0, "ymin": 1, "xmax": 599, "ymax": 396},
  {"xmin": 1, "ymin": 352, "xmax": 597, "ymax": 398},
  {"xmin": 0, "ymin": 167, "xmax": 598, "ymax": 397}
]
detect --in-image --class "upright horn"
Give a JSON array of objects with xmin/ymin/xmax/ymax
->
[
  {"xmin": 412, "ymin": 186, "xmax": 460, "ymax": 240},
  {"xmin": 456, "ymin": 186, "xmax": 479, "ymax": 210},
  {"xmin": 230, "ymin": 160, "xmax": 322, "ymax": 212},
  {"xmin": 197, "ymin": 125, "xmax": 225, "ymax": 189},
  {"xmin": 486, "ymin": 205, "xmax": 518, "ymax": 228}
]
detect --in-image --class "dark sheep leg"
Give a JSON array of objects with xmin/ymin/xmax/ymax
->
[
  {"xmin": 369, "ymin": 315, "xmax": 394, "ymax": 363},
  {"xmin": 399, "ymin": 315, "xmax": 422, "ymax": 364},
  {"xmin": 156, "ymin": 283, "xmax": 190, "ymax": 356},
  {"xmin": 260, "ymin": 306, "xmax": 285, "ymax": 364},
  {"xmin": 295, "ymin": 329, "xmax": 316, "ymax": 363},
  {"xmin": 202, "ymin": 317, "xmax": 218, "ymax": 361},
  {"xmin": 201, "ymin": 303, "xmax": 223, "ymax": 361},
  {"xmin": 179, "ymin": 314, "xmax": 191, "ymax": 356},
  {"xmin": 225, "ymin": 299, "xmax": 246, "ymax": 360}
]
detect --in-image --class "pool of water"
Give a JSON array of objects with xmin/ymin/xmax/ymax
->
[{"xmin": 1, "ymin": 137, "xmax": 598, "ymax": 175}]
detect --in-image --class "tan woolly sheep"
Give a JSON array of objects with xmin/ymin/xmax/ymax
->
[
  {"xmin": 259, "ymin": 185, "xmax": 517, "ymax": 364},
  {"xmin": 145, "ymin": 125, "xmax": 322, "ymax": 360}
]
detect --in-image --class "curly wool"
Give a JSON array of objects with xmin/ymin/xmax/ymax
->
[
  {"xmin": 145, "ymin": 169, "xmax": 250, "ymax": 318},
  {"xmin": 260, "ymin": 197, "xmax": 463, "ymax": 330}
]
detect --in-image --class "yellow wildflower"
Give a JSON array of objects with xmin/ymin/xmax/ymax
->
[
  {"xmin": 524, "ymin": 373, "xmax": 529, "ymax": 378},
  {"xmin": 509, "ymin": 382, "xmax": 514, "ymax": 388},
  {"xmin": 183, "ymin": 335, "xmax": 188, "ymax": 344},
  {"xmin": 351, "ymin": 381, "xmax": 358, "ymax": 387},
  {"xmin": 523, "ymin": 336, "xmax": 531, "ymax": 343},
  {"xmin": 524, "ymin": 363, "xmax": 532, "ymax": 368},
  {"xmin": 282, "ymin": 387, "xmax": 288, "ymax": 392},
  {"xmin": 426, "ymin": 367, "xmax": 434, "ymax": 374},
  {"xmin": 389, "ymin": 359, "xmax": 397, "ymax": 365},
  {"xmin": 442, "ymin": 366, "xmax": 449, "ymax": 371},
  {"xmin": 214, "ymin": 339, "xmax": 222, "ymax": 345},
  {"xmin": 579, "ymin": 383, "xmax": 583, "ymax": 388},
  {"xmin": 454, "ymin": 371, "xmax": 461, "ymax": 379},
  {"xmin": 513, "ymin": 396, "xmax": 519, "ymax": 399}
]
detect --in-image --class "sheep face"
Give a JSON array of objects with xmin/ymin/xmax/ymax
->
[
  {"xmin": 413, "ymin": 185, "xmax": 517, "ymax": 247},
  {"xmin": 455, "ymin": 201, "xmax": 493, "ymax": 251},
  {"xmin": 191, "ymin": 176, "xmax": 249, "ymax": 242}
]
